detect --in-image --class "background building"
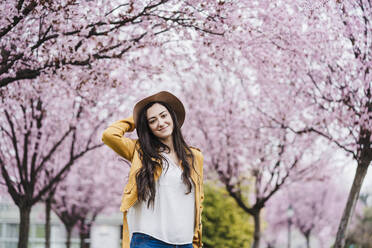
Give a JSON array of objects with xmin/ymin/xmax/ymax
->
[{"xmin": 0, "ymin": 197, "xmax": 122, "ymax": 248}]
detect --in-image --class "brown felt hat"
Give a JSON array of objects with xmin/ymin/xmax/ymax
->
[{"xmin": 133, "ymin": 91, "xmax": 185, "ymax": 127}]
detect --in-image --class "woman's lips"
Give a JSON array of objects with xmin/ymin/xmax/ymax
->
[{"xmin": 159, "ymin": 126, "xmax": 169, "ymax": 132}]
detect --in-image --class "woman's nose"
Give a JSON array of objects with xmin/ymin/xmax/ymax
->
[{"xmin": 158, "ymin": 119, "xmax": 165, "ymax": 127}]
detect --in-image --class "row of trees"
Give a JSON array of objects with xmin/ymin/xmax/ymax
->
[
  {"xmin": 0, "ymin": 82, "xmax": 132, "ymax": 248},
  {"xmin": 1, "ymin": 1, "xmax": 225, "ymax": 246},
  {"xmin": 170, "ymin": 1, "xmax": 371, "ymax": 247},
  {"xmin": 1, "ymin": 0, "xmax": 371, "ymax": 248}
]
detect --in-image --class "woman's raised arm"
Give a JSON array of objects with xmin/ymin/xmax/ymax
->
[{"xmin": 102, "ymin": 116, "xmax": 137, "ymax": 161}]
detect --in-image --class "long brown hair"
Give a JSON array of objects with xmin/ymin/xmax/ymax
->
[{"xmin": 135, "ymin": 101, "xmax": 195, "ymax": 207}]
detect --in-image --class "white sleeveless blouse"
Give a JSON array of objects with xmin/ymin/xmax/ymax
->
[{"xmin": 127, "ymin": 153, "xmax": 195, "ymax": 244}]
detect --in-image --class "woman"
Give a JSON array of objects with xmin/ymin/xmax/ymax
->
[{"xmin": 102, "ymin": 91, "xmax": 204, "ymax": 248}]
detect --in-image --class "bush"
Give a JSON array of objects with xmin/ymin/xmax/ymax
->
[{"xmin": 202, "ymin": 183, "xmax": 254, "ymax": 248}]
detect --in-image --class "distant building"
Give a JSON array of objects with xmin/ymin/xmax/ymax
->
[{"xmin": 0, "ymin": 197, "xmax": 122, "ymax": 248}]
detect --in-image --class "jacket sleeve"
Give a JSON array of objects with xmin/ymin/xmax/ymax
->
[
  {"xmin": 193, "ymin": 150, "xmax": 204, "ymax": 248},
  {"xmin": 101, "ymin": 116, "xmax": 137, "ymax": 162}
]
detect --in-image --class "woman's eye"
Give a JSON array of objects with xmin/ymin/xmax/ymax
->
[
  {"xmin": 161, "ymin": 114, "xmax": 167, "ymax": 118},
  {"xmin": 149, "ymin": 120, "xmax": 156, "ymax": 124}
]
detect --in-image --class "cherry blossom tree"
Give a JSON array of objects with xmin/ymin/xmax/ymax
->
[
  {"xmin": 264, "ymin": 178, "xmax": 347, "ymax": 248},
  {"xmin": 191, "ymin": 1, "xmax": 372, "ymax": 247},
  {"xmin": 254, "ymin": 2, "xmax": 372, "ymax": 246},
  {"xmin": 124, "ymin": 2, "xmax": 370, "ymax": 248},
  {"xmin": 0, "ymin": 0, "xmax": 225, "ymax": 89},
  {"xmin": 0, "ymin": 83, "xmax": 105, "ymax": 248},
  {"xmin": 1, "ymin": 2, "xmax": 369, "ymax": 248},
  {"xmin": 178, "ymin": 77, "xmax": 330, "ymax": 248},
  {"xmin": 51, "ymin": 147, "xmax": 127, "ymax": 248},
  {"xmin": 306, "ymin": 2, "xmax": 371, "ymax": 246}
]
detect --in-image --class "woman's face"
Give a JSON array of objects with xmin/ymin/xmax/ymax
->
[{"xmin": 146, "ymin": 103, "xmax": 174, "ymax": 140}]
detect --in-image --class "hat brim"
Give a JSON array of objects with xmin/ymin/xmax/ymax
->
[{"xmin": 133, "ymin": 91, "xmax": 185, "ymax": 127}]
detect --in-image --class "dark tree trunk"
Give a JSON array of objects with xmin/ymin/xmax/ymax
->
[
  {"xmin": 45, "ymin": 196, "xmax": 52, "ymax": 248},
  {"xmin": 305, "ymin": 233, "xmax": 310, "ymax": 248},
  {"xmin": 79, "ymin": 223, "xmax": 91, "ymax": 248},
  {"xmin": 65, "ymin": 225, "xmax": 73, "ymax": 248},
  {"xmin": 252, "ymin": 209, "xmax": 261, "ymax": 248},
  {"xmin": 334, "ymin": 161, "xmax": 370, "ymax": 248},
  {"xmin": 18, "ymin": 206, "xmax": 31, "ymax": 248}
]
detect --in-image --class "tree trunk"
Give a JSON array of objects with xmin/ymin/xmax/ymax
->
[
  {"xmin": 252, "ymin": 209, "xmax": 261, "ymax": 248},
  {"xmin": 287, "ymin": 219, "xmax": 291, "ymax": 248},
  {"xmin": 18, "ymin": 206, "xmax": 31, "ymax": 248},
  {"xmin": 79, "ymin": 223, "xmax": 91, "ymax": 248},
  {"xmin": 334, "ymin": 161, "xmax": 370, "ymax": 248},
  {"xmin": 45, "ymin": 196, "xmax": 52, "ymax": 248},
  {"xmin": 65, "ymin": 226, "xmax": 73, "ymax": 248},
  {"xmin": 305, "ymin": 233, "xmax": 310, "ymax": 248}
]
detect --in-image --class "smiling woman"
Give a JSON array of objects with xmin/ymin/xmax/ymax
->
[{"xmin": 102, "ymin": 91, "xmax": 204, "ymax": 248}]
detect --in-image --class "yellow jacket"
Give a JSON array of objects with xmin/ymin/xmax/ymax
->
[{"xmin": 102, "ymin": 116, "xmax": 204, "ymax": 248}]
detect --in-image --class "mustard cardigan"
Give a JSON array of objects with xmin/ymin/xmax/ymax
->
[{"xmin": 102, "ymin": 116, "xmax": 204, "ymax": 248}]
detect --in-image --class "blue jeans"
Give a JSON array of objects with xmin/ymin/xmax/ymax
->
[{"xmin": 130, "ymin": 232, "xmax": 193, "ymax": 248}]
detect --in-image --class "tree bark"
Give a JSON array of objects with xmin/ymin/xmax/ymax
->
[
  {"xmin": 18, "ymin": 206, "xmax": 31, "ymax": 248},
  {"xmin": 79, "ymin": 223, "xmax": 91, "ymax": 248},
  {"xmin": 334, "ymin": 161, "xmax": 370, "ymax": 248},
  {"xmin": 252, "ymin": 209, "xmax": 261, "ymax": 248},
  {"xmin": 45, "ymin": 196, "xmax": 52, "ymax": 248},
  {"xmin": 65, "ymin": 226, "xmax": 73, "ymax": 248},
  {"xmin": 305, "ymin": 233, "xmax": 310, "ymax": 248}
]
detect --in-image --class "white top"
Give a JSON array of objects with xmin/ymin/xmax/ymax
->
[{"xmin": 127, "ymin": 153, "xmax": 195, "ymax": 244}]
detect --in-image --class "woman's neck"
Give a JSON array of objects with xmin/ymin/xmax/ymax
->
[{"xmin": 160, "ymin": 136, "xmax": 181, "ymax": 165}]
